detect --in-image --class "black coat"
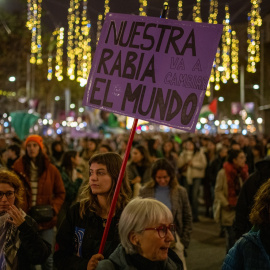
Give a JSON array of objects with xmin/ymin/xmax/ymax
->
[
  {"xmin": 54, "ymin": 203, "xmax": 121, "ymax": 270},
  {"xmin": 234, "ymin": 157, "xmax": 270, "ymax": 239},
  {"xmin": 17, "ymin": 216, "xmax": 51, "ymax": 269}
]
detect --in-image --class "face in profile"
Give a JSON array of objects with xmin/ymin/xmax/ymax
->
[
  {"xmin": 131, "ymin": 220, "xmax": 174, "ymax": 261},
  {"xmin": 233, "ymin": 152, "xmax": 246, "ymax": 168},
  {"xmin": 89, "ymin": 163, "xmax": 112, "ymax": 196}
]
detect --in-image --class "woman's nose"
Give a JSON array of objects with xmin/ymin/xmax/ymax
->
[{"xmin": 166, "ymin": 228, "xmax": 175, "ymax": 242}]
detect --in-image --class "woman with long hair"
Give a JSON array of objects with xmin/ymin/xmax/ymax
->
[
  {"xmin": 54, "ymin": 152, "xmax": 132, "ymax": 270},
  {"xmin": 214, "ymin": 149, "xmax": 249, "ymax": 253},
  {"xmin": 178, "ymin": 138, "xmax": 207, "ymax": 222},
  {"xmin": 140, "ymin": 159, "xmax": 192, "ymax": 270},
  {"xmin": 57, "ymin": 150, "xmax": 84, "ymax": 227},
  {"xmin": 127, "ymin": 145, "xmax": 152, "ymax": 197},
  {"xmin": 13, "ymin": 134, "xmax": 65, "ymax": 270}
]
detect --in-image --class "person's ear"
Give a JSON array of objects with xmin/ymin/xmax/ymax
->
[{"xmin": 129, "ymin": 231, "xmax": 140, "ymax": 246}]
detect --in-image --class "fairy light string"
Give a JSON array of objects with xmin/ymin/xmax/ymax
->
[
  {"xmin": 221, "ymin": 4, "xmax": 231, "ymax": 84},
  {"xmin": 55, "ymin": 27, "xmax": 64, "ymax": 81},
  {"xmin": 247, "ymin": 0, "xmax": 262, "ymax": 73},
  {"xmin": 231, "ymin": 30, "xmax": 239, "ymax": 83},
  {"xmin": 67, "ymin": 0, "xmax": 76, "ymax": 80},
  {"xmin": 177, "ymin": 0, "xmax": 183, "ymax": 20},
  {"xmin": 26, "ymin": 0, "xmax": 43, "ymax": 64},
  {"xmin": 96, "ymin": 14, "xmax": 103, "ymax": 45},
  {"xmin": 139, "ymin": 0, "xmax": 147, "ymax": 16},
  {"xmin": 104, "ymin": 0, "xmax": 110, "ymax": 17},
  {"xmin": 208, "ymin": 0, "xmax": 218, "ymax": 24},
  {"xmin": 193, "ymin": 0, "xmax": 202, "ymax": 23}
]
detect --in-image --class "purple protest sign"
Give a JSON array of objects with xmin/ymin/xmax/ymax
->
[{"xmin": 83, "ymin": 13, "xmax": 222, "ymax": 132}]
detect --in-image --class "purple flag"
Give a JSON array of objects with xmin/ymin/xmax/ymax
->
[{"xmin": 83, "ymin": 13, "xmax": 222, "ymax": 132}]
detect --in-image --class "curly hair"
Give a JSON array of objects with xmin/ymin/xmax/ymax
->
[
  {"xmin": 249, "ymin": 179, "xmax": 270, "ymax": 226},
  {"xmin": 79, "ymin": 152, "xmax": 132, "ymax": 218},
  {"xmin": 0, "ymin": 169, "xmax": 24, "ymax": 208}
]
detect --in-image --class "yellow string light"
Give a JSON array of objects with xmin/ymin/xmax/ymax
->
[
  {"xmin": 177, "ymin": 1, "xmax": 183, "ymax": 20},
  {"xmin": 247, "ymin": 0, "xmax": 262, "ymax": 73},
  {"xmin": 96, "ymin": 14, "xmax": 103, "ymax": 45},
  {"xmin": 47, "ymin": 33, "xmax": 54, "ymax": 81},
  {"xmin": 55, "ymin": 27, "xmax": 64, "ymax": 81},
  {"xmin": 36, "ymin": 0, "xmax": 43, "ymax": 64},
  {"xmin": 27, "ymin": 0, "xmax": 42, "ymax": 65},
  {"xmin": 104, "ymin": 0, "xmax": 110, "ymax": 17},
  {"xmin": 231, "ymin": 30, "xmax": 239, "ymax": 83},
  {"xmin": 67, "ymin": 0, "xmax": 76, "ymax": 80},
  {"xmin": 77, "ymin": 0, "xmax": 91, "ymax": 86},
  {"xmin": 214, "ymin": 47, "xmax": 221, "ymax": 90},
  {"xmin": 193, "ymin": 0, "xmax": 202, "ymax": 23},
  {"xmin": 221, "ymin": 4, "xmax": 231, "ymax": 83},
  {"xmin": 139, "ymin": 0, "xmax": 147, "ymax": 16},
  {"xmin": 208, "ymin": 0, "xmax": 218, "ymax": 24},
  {"xmin": 26, "ymin": 0, "xmax": 33, "ymax": 30}
]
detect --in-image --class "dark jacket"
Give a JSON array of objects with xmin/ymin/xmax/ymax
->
[
  {"xmin": 57, "ymin": 167, "xmax": 83, "ymax": 204},
  {"xmin": 234, "ymin": 158, "xmax": 270, "ymax": 239},
  {"xmin": 222, "ymin": 230, "xmax": 270, "ymax": 270},
  {"xmin": 17, "ymin": 215, "xmax": 51, "ymax": 269},
  {"xmin": 54, "ymin": 203, "xmax": 121, "ymax": 270},
  {"xmin": 97, "ymin": 244, "xmax": 184, "ymax": 270}
]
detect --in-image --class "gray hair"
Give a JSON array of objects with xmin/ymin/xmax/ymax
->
[{"xmin": 118, "ymin": 197, "xmax": 173, "ymax": 254}]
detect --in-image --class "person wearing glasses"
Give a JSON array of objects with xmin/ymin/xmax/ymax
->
[
  {"xmin": 0, "ymin": 169, "xmax": 51, "ymax": 269},
  {"xmin": 97, "ymin": 197, "xmax": 184, "ymax": 270},
  {"xmin": 140, "ymin": 158, "xmax": 192, "ymax": 270},
  {"xmin": 54, "ymin": 152, "xmax": 132, "ymax": 270},
  {"xmin": 222, "ymin": 179, "xmax": 270, "ymax": 269}
]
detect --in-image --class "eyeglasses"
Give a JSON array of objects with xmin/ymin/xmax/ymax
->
[
  {"xmin": 0, "ymin": 191, "xmax": 15, "ymax": 200},
  {"xmin": 144, "ymin": 224, "xmax": 176, "ymax": 238}
]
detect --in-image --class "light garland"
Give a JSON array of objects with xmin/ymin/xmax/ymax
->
[
  {"xmin": 177, "ymin": 1, "xmax": 183, "ymax": 20},
  {"xmin": 55, "ymin": 27, "xmax": 64, "ymax": 81},
  {"xmin": 247, "ymin": 0, "xmax": 262, "ymax": 73},
  {"xmin": 139, "ymin": 0, "xmax": 147, "ymax": 16},
  {"xmin": 78, "ymin": 0, "xmax": 91, "ymax": 86},
  {"xmin": 208, "ymin": 0, "xmax": 218, "ymax": 24},
  {"xmin": 67, "ymin": 0, "xmax": 76, "ymax": 80},
  {"xmin": 193, "ymin": 0, "xmax": 202, "ymax": 23},
  {"xmin": 96, "ymin": 14, "xmax": 103, "ymax": 45},
  {"xmin": 221, "ymin": 4, "xmax": 231, "ymax": 83},
  {"xmin": 26, "ymin": 0, "xmax": 43, "ymax": 64},
  {"xmin": 47, "ymin": 33, "xmax": 54, "ymax": 81},
  {"xmin": 231, "ymin": 30, "xmax": 239, "ymax": 83},
  {"xmin": 214, "ymin": 47, "xmax": 221, "ymax": 91},
  {"xmin": 104, "ymin": 0, "xmax": 110, "ymax": 17}
]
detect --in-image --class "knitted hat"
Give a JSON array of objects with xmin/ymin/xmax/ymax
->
[{"xmin": 25, "ymin": 135, "xmax": 44, "ymax": 150}]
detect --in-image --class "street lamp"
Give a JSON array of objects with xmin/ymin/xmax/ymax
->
[{"xmin": 8, "ymin": 76, "xmax": 16, "ymax": 82}]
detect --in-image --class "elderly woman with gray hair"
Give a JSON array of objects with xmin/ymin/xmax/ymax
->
[{"xmin": 97, "ymin": 197, "xmax": 184, "ymax": 270}]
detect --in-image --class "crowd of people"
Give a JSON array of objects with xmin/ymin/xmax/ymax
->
[{"xmin": 0, "ymin": 130, "xmax": 269, "ymax": 269}]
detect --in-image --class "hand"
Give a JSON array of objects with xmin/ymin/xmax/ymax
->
[
  {"xmin": 87, "ymin": 254, "xmax": 104, "ymax": 270},
  {"xmin": 131, "ymin": 176, "xmax": 141, "ymax": 184},
  {"xmin": 6, "ymin": 205, "xmax": 25, "ymax": 227}
]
